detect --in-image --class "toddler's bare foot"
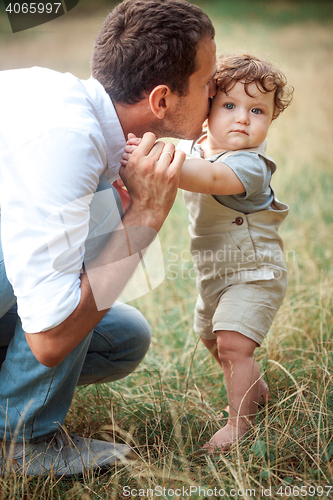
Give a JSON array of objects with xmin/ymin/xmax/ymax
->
[
  {"xmin": 257, "ymin": 378, "xmax": 271, "ymax": 405},
  {"xmin": 203, "ymin": 423, "xmax": 248, "ymax": 452}
]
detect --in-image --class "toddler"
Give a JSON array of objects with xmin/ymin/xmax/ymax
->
[{"xmin": 122, "ymin": 53, "xmax": 293, "ymax": 451}]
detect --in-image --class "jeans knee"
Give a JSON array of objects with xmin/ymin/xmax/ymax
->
[
  {"xmin": 130, "ymin": 312, "xmax": 151, "ymax": 362},
  {"xmin": 79, "ymin": 303, "xmax": 152, "ymax": 385},
  {"xmin": 92, "ymin": 305, "xmax": 151, "ymax": 364}
]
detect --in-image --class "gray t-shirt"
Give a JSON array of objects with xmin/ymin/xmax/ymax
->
[{"xmin": 191, "ymin": 141, "xmax": 277, "ymax": 214}]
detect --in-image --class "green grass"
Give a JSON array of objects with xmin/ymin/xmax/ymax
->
[{"xmin": 1, "ymin": 2, "xmax": 333, "ymax": 499}]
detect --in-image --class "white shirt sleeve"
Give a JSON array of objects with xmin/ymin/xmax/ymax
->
[{"xmin": 1, "ymin": 126, "xmax": 107, "ymax": 333}]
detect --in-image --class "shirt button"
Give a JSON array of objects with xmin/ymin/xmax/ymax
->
[{"xmin": 235, "ymin": 217, "xmax": 244, "ymax": 226}]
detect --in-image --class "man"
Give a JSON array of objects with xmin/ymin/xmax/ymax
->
[{"xmin": 0, "ymin": 0, "xmax": 216, "ymax": 476}]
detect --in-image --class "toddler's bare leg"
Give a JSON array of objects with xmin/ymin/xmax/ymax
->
[
  {"xmin": 257, "ymin": 378, "xmax": 271, "ymax": 404},
  {"xmin": 221, "ymin": 379, "xmax": 270, "ymax": 414},
  {"xmin": 201, "ymin": 337, "xmax": 271, "ymax": 409},
  {"xmin": 201, "ymin": 331, "xmax": 261, "ymax": 451}
]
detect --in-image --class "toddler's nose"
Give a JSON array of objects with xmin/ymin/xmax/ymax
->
[{"xmin": 236, "ymin": 109, "xmax": 250, "ymax": 124}]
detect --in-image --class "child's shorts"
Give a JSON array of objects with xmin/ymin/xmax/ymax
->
[{"xmin": 194, "ymin": 270, "xmax": 288, "ymax": 346}]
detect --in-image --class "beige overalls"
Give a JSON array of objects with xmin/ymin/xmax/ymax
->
[{"xmin": 183, "ymin": 149, "xmax": 289, "ymax": 345}]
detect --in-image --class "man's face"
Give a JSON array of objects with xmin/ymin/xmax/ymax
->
[{"xmin": 157, "ymin": 37, "xmax": 217, "ymax": 141}]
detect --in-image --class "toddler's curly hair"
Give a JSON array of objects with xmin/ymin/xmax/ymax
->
[{"xmin": 215, "ymin": 54, "xmax": 294, "ymax": 120}]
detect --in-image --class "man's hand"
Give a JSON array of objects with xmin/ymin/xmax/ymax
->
[{"xmin": 119, "ymin": 132, "xmax": 185, "ymax": 232}]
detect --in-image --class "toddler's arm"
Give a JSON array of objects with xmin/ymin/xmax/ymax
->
[
  {"xmin": 122, "ymin": 135, "xmax": 245, "ymax": 196},
  {"xmin": 179, "ymin": 157, "xmax": 245, "ymax": 195}
]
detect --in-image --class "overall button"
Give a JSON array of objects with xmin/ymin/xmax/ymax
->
[{"xmin": 235, "ymin": 217, "xmax": 244, "ymax": 226}]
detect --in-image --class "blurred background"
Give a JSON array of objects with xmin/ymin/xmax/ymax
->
[
  {"xmin": 1, "ymin": 0, "xmax": 332, "ymax": 277},
  {"xmin": 1, "ymin": 1, "xmax": 333, "ymax": 495},
  {"xmin": 1, "ymin": 0, "xmax": 333, "ymax": 431}
]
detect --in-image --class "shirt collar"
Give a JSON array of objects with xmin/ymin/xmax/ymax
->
[
  {"xmin": 192, "ymin": 134, "xmax": 206, "ymax": 157},
  {"xmin": 81, "ymin": 76, "xmax": 126, "ymax": 181}
]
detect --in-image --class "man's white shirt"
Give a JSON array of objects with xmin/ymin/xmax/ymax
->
[{"xmin": 0, "ymin": 67, "xmax": 125, "ymax": 333}]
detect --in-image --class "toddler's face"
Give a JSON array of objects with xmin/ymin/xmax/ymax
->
[{"xmin": 207, "ymin": 81, "xmax": 275, "ymax": 152}]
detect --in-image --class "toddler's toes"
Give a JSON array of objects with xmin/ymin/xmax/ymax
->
[
  {"xmin": 202, "ymin": 423, "xmax": 248, "ymax": 453},
  {"xmin": 202, "ymin": 439, "xmax": 229, "ymax": 453}
]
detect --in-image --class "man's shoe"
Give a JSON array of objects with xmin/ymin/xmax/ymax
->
[{"xmin": 0, "ymin": 430, "xmax": 133, "ymax": 477}]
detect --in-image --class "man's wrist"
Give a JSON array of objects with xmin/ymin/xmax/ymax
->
[{"xmin": 123, "ymin": 203, "xmax": 166, "ymax": 233}]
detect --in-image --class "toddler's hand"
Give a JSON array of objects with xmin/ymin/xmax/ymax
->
[{"xmin": 121, "ymin": 133, "xmax": 142, "ymax": 166}]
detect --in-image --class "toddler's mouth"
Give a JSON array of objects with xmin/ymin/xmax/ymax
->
[{"xmin": 232, "ymin": 129, "xmax": 248, "ymax": 135}]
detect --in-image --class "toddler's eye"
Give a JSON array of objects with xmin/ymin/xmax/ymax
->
[
  {"xmin": 224, "ymin": 103, "xmax": 235, "ymax": 110},
  {"xmin": 252, "ymin": 108, "xmax": 262, "ymax": 114}
]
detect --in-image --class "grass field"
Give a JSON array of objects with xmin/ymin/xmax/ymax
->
[{"xmin": 0, "ymin": 1, "xmax": 333, "ymax": 498}]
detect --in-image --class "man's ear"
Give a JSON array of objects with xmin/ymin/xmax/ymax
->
[{"xmin": 148, "ymin": 85, "xmax": 175, "ymax": 119}]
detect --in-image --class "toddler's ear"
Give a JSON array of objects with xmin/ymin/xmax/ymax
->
[{"xmin": 202, "ymin": 119, "xmax": 208, "ymax": 132}]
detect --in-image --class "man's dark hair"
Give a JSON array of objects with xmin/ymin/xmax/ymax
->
[{"xmin": 91, "ymin": 0, "xmax": 215, "ymax": 104}]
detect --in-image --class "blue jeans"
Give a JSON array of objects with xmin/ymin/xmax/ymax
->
[{"xmin": 0, "ymin": 176, "xmax": 151, "ymax": 442}]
